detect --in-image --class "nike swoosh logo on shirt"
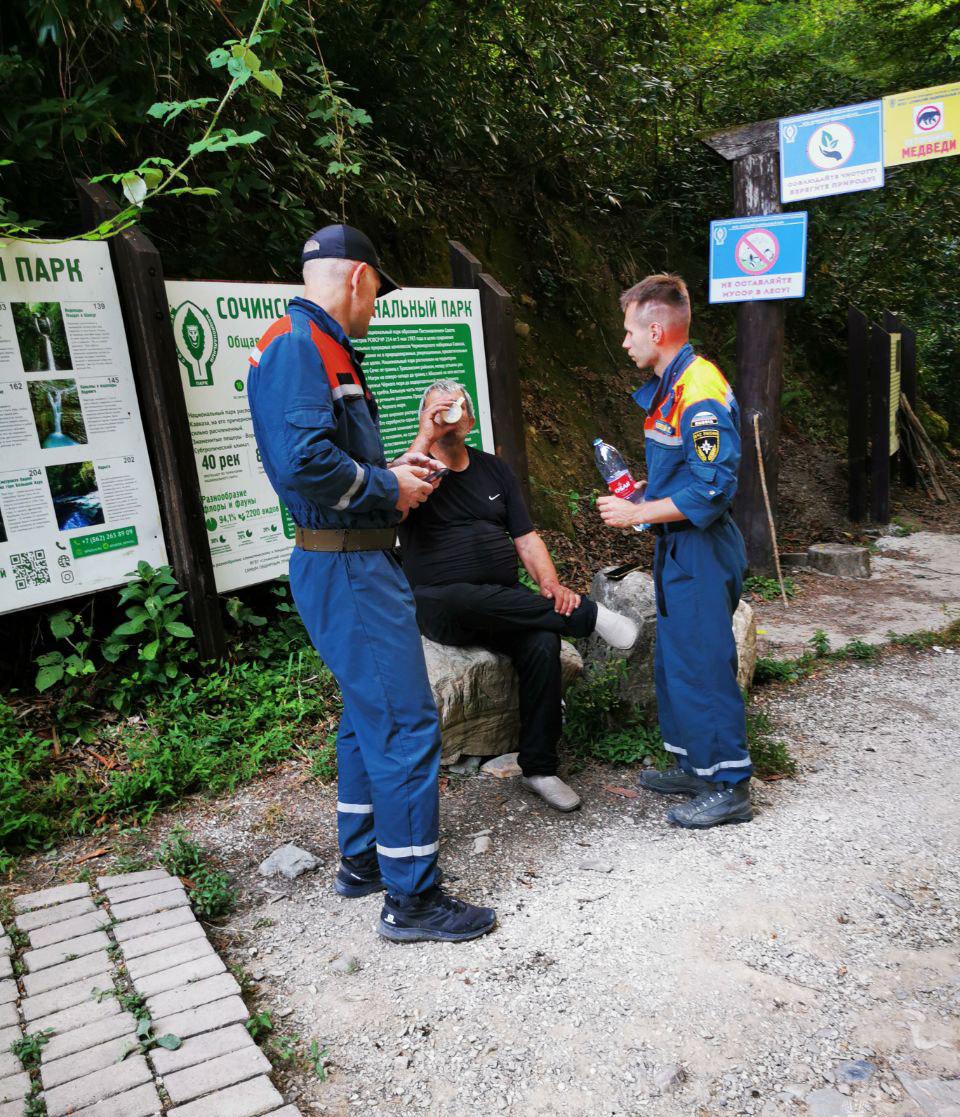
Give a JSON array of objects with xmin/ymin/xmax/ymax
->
[{"xmin": 488, "ymin": 494, "xmax": 501, "ymax": 500}]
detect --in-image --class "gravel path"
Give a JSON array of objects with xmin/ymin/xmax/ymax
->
[{"xmin": 225, "ymin": 648, "xmax": 960, "ymax": 1116}]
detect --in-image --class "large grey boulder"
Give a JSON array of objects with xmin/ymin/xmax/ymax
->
[
  {"xmin": 580, "ymin": 568, "xmax": 757, "ymax": 721},
  {"xmin": 423, "ymin": 638, "xmax": 583, "ymax": 765}
]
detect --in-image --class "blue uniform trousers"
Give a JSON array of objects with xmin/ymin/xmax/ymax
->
[
  {"xmin": 653, "ymin": 516, "xmax": 752, "ymax": 784},
  {"xmin": 289, "ymin": 547, "xmax": 441, "ymax": 896}
]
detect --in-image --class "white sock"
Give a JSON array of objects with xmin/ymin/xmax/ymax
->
[{"xmin": 593, "ymin": 603, "xmax": 639, "ymax": 651}]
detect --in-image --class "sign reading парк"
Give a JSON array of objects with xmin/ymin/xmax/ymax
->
[
  {"xmin": 167, "ymin": 282, "xmax": 492, "ymax": 593},
  {"xmin": 0, "ymin": 242, "xmax": 166, "ymax": 614}
]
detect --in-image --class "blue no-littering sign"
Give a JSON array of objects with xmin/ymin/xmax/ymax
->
[
  {"xmin": 779, "ymin": 100, "xmax": 884, "ymax": 202},
  {"xmin": 708, "ymin": 212, "xmax": 808, "ymax": 304}
]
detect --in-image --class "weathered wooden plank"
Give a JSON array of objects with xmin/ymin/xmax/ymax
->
[
  {"xmin": 448, "ymin": 240, "xmax": 482, "ymax": 289},
  {"xmin": 730, "ymin": 151, "xmax": 785, "ymax": 573},
  {"xmin": 75, "ymin": 180, "xmax": 225, "ymax": 659},
  {"xmin": 702, "ymin": 118, "xmax": 779, "ymax": 161},
  {"xmin": 870, "ymin": 321, "xmax": 891, "ymax": 523}
]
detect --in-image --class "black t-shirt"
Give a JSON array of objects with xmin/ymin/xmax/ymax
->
[{"xmin": 399, "ymin": 447, "xmax": 534, "ymax": 588}]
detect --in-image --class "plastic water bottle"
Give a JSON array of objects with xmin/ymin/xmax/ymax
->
[{"xmin": 593, "ymin": 438, "xmax": 647, "ymax": 533}]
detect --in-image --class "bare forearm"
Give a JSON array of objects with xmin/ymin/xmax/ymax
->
[
  {"xmin": 637, "ymin": 496, "xmax": 686, "ymax": 524},
  {"xmin": 514, "ymin": 532, "xmax": 557, "ymax": 587}
]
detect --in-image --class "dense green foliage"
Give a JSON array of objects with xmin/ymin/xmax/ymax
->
[{"xmin": 2, "ymin": 0, "xmax": 958, "ymax": 429}]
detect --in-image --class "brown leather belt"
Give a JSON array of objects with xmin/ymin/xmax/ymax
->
[{"xmin": 294, "ymin": 526, "xmax": 397, "ymax": 552}]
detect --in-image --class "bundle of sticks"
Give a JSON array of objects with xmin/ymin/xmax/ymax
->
[{"xmin": 897, "ymin": 393, "xmax": 959, "ymax": 503}]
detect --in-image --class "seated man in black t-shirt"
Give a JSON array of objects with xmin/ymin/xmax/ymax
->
[{"xmin": 399, "ymin": 380, "xmax": 639, "ymax": 812}]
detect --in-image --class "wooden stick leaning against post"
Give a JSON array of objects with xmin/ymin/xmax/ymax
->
[{"xmin": 753, "ymin": 412, "xmax": 789, "ymax": 607}]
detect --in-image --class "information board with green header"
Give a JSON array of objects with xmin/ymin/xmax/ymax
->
[
  {"xmin": 0, "ymin": 241, "xmax": 166, "ymax": 615},
  {"xmin": 167, "ymin": 282, "xmax": 492, "ymax": 592}
]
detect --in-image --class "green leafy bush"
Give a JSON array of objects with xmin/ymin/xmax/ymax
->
[{"xmin": 159, "ymin": 829, "xmax": 236, "ymax": 920}]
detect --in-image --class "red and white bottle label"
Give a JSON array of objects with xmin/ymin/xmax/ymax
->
[{"xmin": 607, "ymin": 471, "xmax": 636, "ymax": 499}]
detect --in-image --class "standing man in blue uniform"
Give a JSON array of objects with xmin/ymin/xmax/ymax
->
[
  {"xmin": 597, "ymin": 274, "xmax": 753, "ymax": 828},
  {"xmin": 248, "ymin": 224, "xmax": 496, "ymax": 941}
]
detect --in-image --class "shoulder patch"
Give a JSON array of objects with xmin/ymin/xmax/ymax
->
[
  {"xmin": 690, "ymin": 410, "xmax": 718, "ymax": 428},
  {"xmin": 693, "ymin": 428, "xmax": 720, "ymax": 463}
]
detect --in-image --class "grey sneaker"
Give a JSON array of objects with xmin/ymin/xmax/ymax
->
[
  {"xmin": 638, "ymin": 766, "xmax": 712, "ymax": 797},
  {"xmin": 521, "ymin": 775, "xmax": 582, "ymax": 812},
  {"xmin": 666, "ymin": 782, "xmax": 753, "ymax": 829}
]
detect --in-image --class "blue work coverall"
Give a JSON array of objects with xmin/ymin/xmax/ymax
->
[
  {"xmin": 247, "ymin": 297, "xmax": 440, "ymax": 896},
  {"xmin": 632, "ymin": 343, "xmax": 751, "ymax": 784}
]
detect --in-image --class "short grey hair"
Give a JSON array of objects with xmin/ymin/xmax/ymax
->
[{"xmin": 418, "ymin": 379, "xmax": 475, "ymax": 419}]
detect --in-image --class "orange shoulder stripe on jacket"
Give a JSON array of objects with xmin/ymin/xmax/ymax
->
[{"xmin": 248, "ymin": 315, "xmax": 292, "ymax": 367}]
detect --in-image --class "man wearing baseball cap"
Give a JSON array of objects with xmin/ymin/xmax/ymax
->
[{"xmin": 248, "ymin": 224, "xmax": 496, "ymax": 943}]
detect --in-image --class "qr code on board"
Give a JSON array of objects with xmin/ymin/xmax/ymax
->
[{"xmin": 12, "ymin": 549, "xmax": 51, "ymax": 590}]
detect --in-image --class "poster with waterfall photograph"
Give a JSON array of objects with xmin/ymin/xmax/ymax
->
[{"xmin": 0, "ymin": 241, "xmax": 166, "ymax": 613}]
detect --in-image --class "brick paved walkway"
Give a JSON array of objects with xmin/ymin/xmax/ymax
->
[{"xmin": 1, "ymin": 872, "xmax": 303, "ymax": 1116}]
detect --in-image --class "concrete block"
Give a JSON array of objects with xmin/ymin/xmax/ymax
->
[
  {"xmin": 22, "ymin": 971, "xmax": 113, "ymax": 1023},
  {"xmin": 13, "ymin": 884, "xmax": 89, "ymax": 914},
  {"xmin": 133, "ymin": 952, "xmax": 224, "ymax": 998},
  {"xmin": 164, "ymin": 1045, "xmax": 271, "ymax": 1105},
  {"xmin": 113, "ymin": 905, "xmax": 193, "ymax": 944},
  {"xmin": 146, "ymin": 972, "xmax": 240, "ymax": 1020},
  {"xmin": 0, "ymin": 1052, "xmax": 23, "ymax": 1080},
  {"xmin": 807, "ymin": 542, "xmax": 871, "ymax": 579},
  {"xmin": 71, "ymin": 1082, "xmax": 162, "ymax": 1117},
  {"xmin": 97, "ymin": 870, "xmax": 169, "ymax": 890},
  {"xmin": 0, "ymin": 1005, "xmax": 17, "ymax": 1030},
  {"xmin": 29, "ymin": 991, "xmax": 119, "ymax": 1038},
  {"xmin": 126, "ymin": 937, "xmax": 213, "ymax": 983},
  {"xmin": 110, "ymin": 888, "xmax": 190, "ymax": 924},
  {"xmin": 151, "ymin": 996, "xmax": 249, "ymax": 1042},
  {"xmin": 0, "ymin": 935, "xmax": 10, "ymax": 956},
  {"xmin": 780, "ymin": 551, "xmax": 809, "ymax": 568},
  {"xmin": 15, "ymin": 898, "xmax": 96, "ymax": 933},
  {"xmin": 0, "ymin": 1075, "xmax": 29, "ymax": 1106},
  {"xmin": 43, "ymin": 1053, "xmax": 152, "ymax": 1117},
  {"xmin": 41, "ymin": 1033, "xmax": 140, "ymax": 1090},
  {"xmin": 149, "ymin": 1023, "xmax": 254, "ymax": 1076},
  {"xmin": 0, "ymin": 1100, "xmax": 27, "ymax": 1117},
  {"xmin": 22, "ymin": 951, "xmax": 112, "ymax": 998},
  {"xmin": 28, "ymin": 910, "xmax": 109, "ymax": 951},
  {"xmin": 167, "ymin": 1076, "xmax": 283, "ymax": 1117},
  {"xmin": 0, "ymin": 1028, "xmax": 20, "ymax": 1056},
  {"xmin": 0, "ymin": 958, "xmax": 11, "ymax": 981},
  {"xmin": 119, "ymin": 921, "xmax": 204, "ymax": 962},
  {"xmin": 104, "ymin": 876, "xmax": 183, "ymax": 906},
  {"xmin": 24, "ymin": 930, "xmax": 111, "ymax": 973},
  {"xmin": 0, "ymin": 981, "xmax": 16, "ymax": 1006},
  {"xmin": 41, "ymin": 1011, "xmax": 136, "ymax": 1064}
]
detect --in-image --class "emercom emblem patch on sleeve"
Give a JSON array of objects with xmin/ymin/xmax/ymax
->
[
  {"xmin": 690, "ymin": 410, "xmax": 718, "ymax": 428},
  {"xmin": 693, "ymin": 429, "xmax": 720, "ymax": 463}
]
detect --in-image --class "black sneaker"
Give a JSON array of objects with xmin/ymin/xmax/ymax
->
[
  {"xmin": 638, "ymin": 766, "xmax": 713, "ymax": 797},
  {"xmin": 378, "ymin": 886, "xmax": 496, "ymax": 943},
  {"xmin": 666, "ymin": 782, "xmax": 753, "ymax": 829},
  {"xmin": 334, "ymin": 851, "xmax": 384, "ymax": 898}
]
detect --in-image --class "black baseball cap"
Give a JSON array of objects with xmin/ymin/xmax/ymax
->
[{"xmin": 301, "ymin": 224, "xmax": 399, "ymax": 298}]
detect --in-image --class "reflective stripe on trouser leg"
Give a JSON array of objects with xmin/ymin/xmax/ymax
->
[
  {"xmin": 335, "ymin": 707, "xmax": 376, "ymax": 858},
  {"xmin": 653, "ymin": 598, "xmax": 690, "ymax": 772},
  {"xmin": 656, "ymin": 526, "xmax": 751, "ymax": 785},
  {"xmin": 289, "ymin": 547, "xmax": 440, "ymax": 896}
]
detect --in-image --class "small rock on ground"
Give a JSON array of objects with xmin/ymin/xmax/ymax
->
[{"xmin": 257, "ymin": 844, "xmax": 319, "ymax": 880}]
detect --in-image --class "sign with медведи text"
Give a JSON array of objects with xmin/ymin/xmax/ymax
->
[
  {"xmin": 883, "ymin": 81, "xmax": 960, "ymax": 167},
  {"xmin": 708, "ymin": 212, "xmax": 808, "ymax": 304},
  {"xmin": 0, "ymin": 241, "xmax": 166, "ymax": 615},
  {"xmin": 167, "ymin": 282, "xmax": 493, "ymax": 593}
]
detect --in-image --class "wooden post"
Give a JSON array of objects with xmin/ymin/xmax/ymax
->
[
  {"xmin": 477, "ymin": 273, "xmax": 531, "ymax": 502},
  {"xmin": 449, "ymin": 240, "xmax": 482, "ymax": 289},
  {"xmin": 847, "ymin": 307, "xmax": 869, "ymax": 521},
  {"xmin": 76, "ymin": 180, "xmax": 226, "ymax": 659},
  {"xmin": 704, "ymin": 121, "xmax": 785, "ymax": 572},
  {"xmin": 449, "ymin": 240, "xmax": 530, "ymax": 503},
  {"xmin": 869, "ymin": 321, "xmax": 891, "ymax": 523},
  {"xmin": 884, "ymin": 309, "xmax": 918, "ymax": 488}
]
